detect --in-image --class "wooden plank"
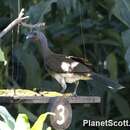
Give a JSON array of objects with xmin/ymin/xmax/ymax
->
[
  {"xmin": 68, "ymin": 96, "xmax": 101, "ymax": 103},
  {"xmin": 0, "ymin": 96, "xmax": 101, "ymax": 104}
]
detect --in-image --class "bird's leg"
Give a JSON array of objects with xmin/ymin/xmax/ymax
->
[
  {"xmin": 60, "ymin": 79, "xmax": 67, "ymax": 93},
  {"xmin": 61, "ymin": 85, "xmax": 67, "ymax": 93},
  {"xmin": 73, "ymin": 81, "xmax": 79, "ymax": 96},
  {"xmin": 53, "ymin": 74, "xmax": 67, "ymax": 93}
]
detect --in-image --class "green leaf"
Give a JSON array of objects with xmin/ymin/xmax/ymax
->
[
  {"xmin": 15, "ymin": 47, "xmax": 42, "ymax": 88},
  {"xmin": 112, "ymin": 0, "xmax": 130, "ymax": 27},
  {"xmin": 122, "ymin": 29, "xmax": 130, "ymax": 48},
  {"xmin": 14, "ymin": 114, "xmax": 30, "ymax": 130},
  {"xmin": 106, "ymin": 52, "xmax": 117, "ymax": 80},
  {"xmin": 58, "ymin": 0, "xmax": 72, "ymax": 14},
  {"xmin": 122, "ymin": 30, "xmax": 130, "ymax": 71},
  {"xmin": 3, "ymin": 0, "xmax": 18, "ymax": 16},
  {"xmin": 17, "ymin": 104, "xmax": 37, "ymax": 122},
  {"xmin": 31, "ymin": 112, "xmax": 55, "ymax": 130},
  {"xmin": 80, "ymin": 19, "xmax": 96, "ymax": 29},
  {"xmin": 105, "ymin": 91, "xmax": 112, "ymax": 118},
  {"xmin": 125, "ymin": 47, "xmax": 130, "ymax": 71},
  {"xmin": 112, "ymin": 92, "xmax": 130, "ymax": 118},
  {"xmin": 27, "ymin": 0, "xmax": 57, "ymax": 23},
  {"xmin": 0, "ymin": 120, "xmax": 12, "ymax": 130},
  {"xmin": 0, "ymin": 106, "xmax": 15, "ymax": 130},
  {"xmin": 46, "ymin": 126, "xmax": 52, "ymax": 130},
  {"xmin": 104, "ymin": 29, "xmax": 122, "ymax": 43},
  {"xmin": 0, "ymin": 48, "xmax": 7, "ymax": 66}
]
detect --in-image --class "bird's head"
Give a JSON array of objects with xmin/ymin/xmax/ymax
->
[
  {"xmin": 26, "ymin": 31, "xmax": 40, "ymax": 42},
  {"xmin": 26, "ymin": 31, "xmax": 48, "ymax": 44},
  {"xmin": 25, "ymin": 31, "xmax": 49, "ymax": 55}
]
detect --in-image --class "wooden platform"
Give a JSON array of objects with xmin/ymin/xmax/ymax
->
[{"xmin": 0, "ymin": 89, "xmax": 101, "ymax": 104}]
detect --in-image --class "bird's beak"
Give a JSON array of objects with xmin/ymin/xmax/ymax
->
[
  {"xmin": 24, "ymin": 33, "xmax": 34, "ymax": 50},
  {"xmin": 26, "ymin": 33, "xmax": 34, "ymax": 40}
]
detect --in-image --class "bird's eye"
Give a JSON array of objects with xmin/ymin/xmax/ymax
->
[{"xmin": 33, "ymin": 32, "xmax": 37, "ymax": 36}]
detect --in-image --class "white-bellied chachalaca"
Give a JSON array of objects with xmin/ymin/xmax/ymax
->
[{"xmin": 26, "ymin": 31, "xmax": 124, "ymax": 95}]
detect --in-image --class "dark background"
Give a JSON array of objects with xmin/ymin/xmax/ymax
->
[{"xmin": 0, "ymin": 0, "xmax": 130, "ymax": 130}]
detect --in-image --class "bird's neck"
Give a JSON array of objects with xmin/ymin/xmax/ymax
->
[{"xmin": 38, "ymin": 34, "xmax": 53, "ymax": 59}]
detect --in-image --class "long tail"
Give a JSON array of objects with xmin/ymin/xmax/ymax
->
[{"xmin": 91, "ymin": 73, "xmax": 125, "ymax": 90}]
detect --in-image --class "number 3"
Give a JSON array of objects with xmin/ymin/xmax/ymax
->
[{"xmin": 56, "ymin": 105, "xmax": 65, "ymax": 125}]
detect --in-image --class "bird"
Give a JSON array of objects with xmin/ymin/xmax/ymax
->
[{"xmin": 26, "ymin": 31, "xmax": 124, "ymax": 95}]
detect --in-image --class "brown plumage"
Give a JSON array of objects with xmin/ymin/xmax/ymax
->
[{"xmin": 26, "ymin": 31, "xmax": 124, "ymax": 95}]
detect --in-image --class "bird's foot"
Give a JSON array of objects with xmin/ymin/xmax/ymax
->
[
  {"xmin": 72, "ymin": 91, "xmax": 77, "ymax": 96},
  {"xmin": 60, "ymin": 88, "xmax": 66, "ymax": 93},
  {"xmin": 13, "ymin": 89, "xmax": 16, "ymax": 96}
]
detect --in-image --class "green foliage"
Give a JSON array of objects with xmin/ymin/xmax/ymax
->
[
  {"xmin": 14, "ymin": 114, "xmax": 30, "ymax": 130},
  {"xmin": 0, "ymin": 48, "xmax": 7, "ymax": 65},
  {"xmin": 111, "ymin": 0, "xmax": 130, "ymax": 27},
  {"xmin": 0, "ymin": 0, "xmax": 130, "ymax": 130},
  {"xmin": 122, "ymin": 29, "xmax": 130, "ymax": 71},
  {"xmin": 27, "ymin": 0, "xmax": 58, "ymax": 23},
  {"xmin": 31, "ymin": 112, "xmax": 55, "ymax": 130},
  {"xmin": 0, "ymin": 105, "xmax": 53, "ymax": 130},
  {"xmin": 0, "ymin": 106, "xmax": 15, "ymax": 130},
  {"xmin": 106, "ymin": 52, "xmax": 117, "ymax": 80},
  {"xmin": 17, "ymin": 104, "xmax": 37, "ymax": 122},
  {"xmin": 15, "ymin": 47, "xmax": 42, "ymax": 88}
]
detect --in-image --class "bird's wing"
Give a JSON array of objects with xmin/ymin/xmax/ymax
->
[
  {"xmin": 67, "ymin": 56, "xmax": 92, "ymax": 67},
  {"xmin": 45, "ymin": 54, "xmax": 93, "ymax": 74}
]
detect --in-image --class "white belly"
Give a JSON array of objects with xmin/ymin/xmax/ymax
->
[
  {"xmin": 52, "ymin": 73, "xmax": 81, "ymax": 83},
  {"xmin": 62, "ymin": 73, "xmax": 81, "ymax": 83},
  {"xmin": 51, "ymin": 72, "xmax": 92, "ymax": 84}
]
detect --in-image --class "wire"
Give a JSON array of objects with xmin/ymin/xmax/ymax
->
[
  {"xmin": 11, "ymin": 26, "xmax": 14, "ymax": 84},
  {"xmin": 17, "ymin": 0, "xmax": 20, "ymax": 44},
  {"xmin": 15, "ymin": 0, "xmax": 21, "ymax": 84},
  {"xmin": 79, "ymin": 2, "xmax": 87, "ymax": 60}
]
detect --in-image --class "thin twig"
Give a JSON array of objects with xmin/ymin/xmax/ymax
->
[
  {"xmin": 21, "ymin": 22, "xmax": 46, "ymax": 29},
  {"xmin": 0, "ymin": 8, "xmax": 29, "ymax": 39}
]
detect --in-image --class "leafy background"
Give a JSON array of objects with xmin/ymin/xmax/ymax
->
[{"xmin": 0, "ymin": 0, "xmax": 130, "ymax": 130}]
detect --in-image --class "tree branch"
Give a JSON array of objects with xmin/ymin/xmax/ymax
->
[
  {"xmin": 21, "ymin": 22, "xmax": 46, "ymax": 29},
  {"xmin": 0, "ymin": 8, "xmax": 29, "ymax": 39}
]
